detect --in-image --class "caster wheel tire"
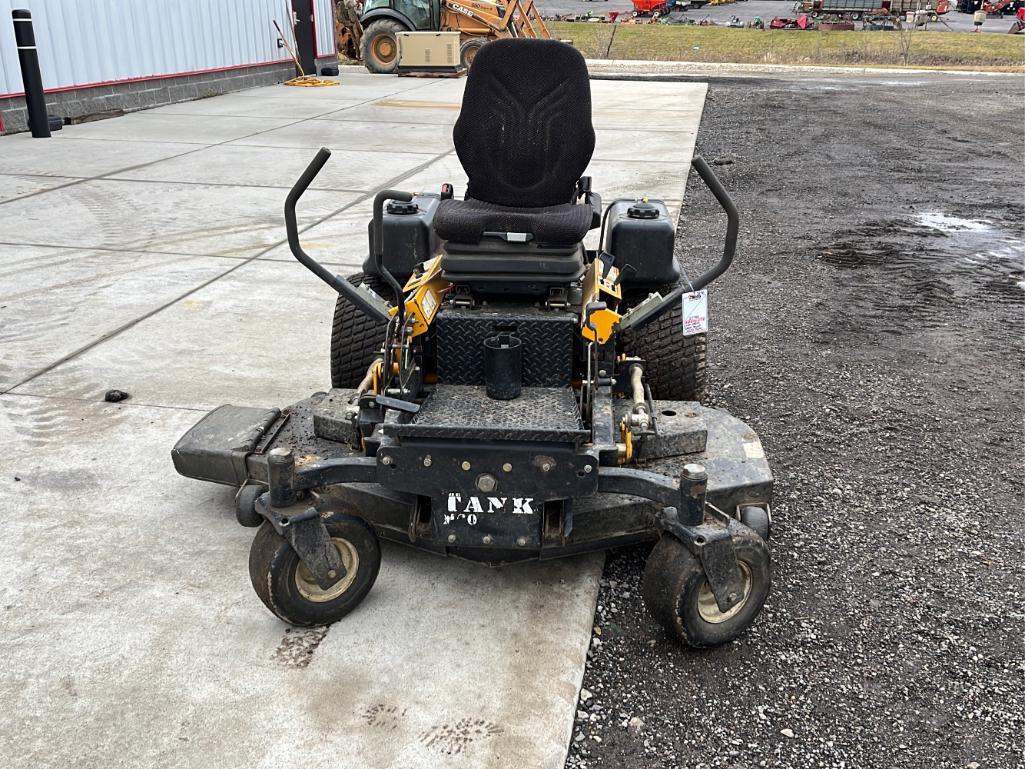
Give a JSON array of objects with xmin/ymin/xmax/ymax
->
[
  {"xmin": 235, "ymin": 484, "xmax": 265, "ymax": 528},
  {"xmin": 249, "ymin": 512, "xmax": 381, "ymax": 627},
  {"xmin": 740, "ymin": 505, "xmax": 771, "ymax": 541},
  {"xmin": 641, "ymin": 524, "xmax": 770, "ymax": 647}
]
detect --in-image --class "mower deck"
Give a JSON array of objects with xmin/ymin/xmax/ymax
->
[{"xmin": 172, "ymin": 389, "xmax": 772, "ymax": 564}]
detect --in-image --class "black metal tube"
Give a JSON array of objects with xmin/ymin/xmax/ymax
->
[
  {"xmin": 689, "ymin": 156, "xmax": 739, "ymax": 290},
  {"xmin": 484, "ymin": 334, "xmax": 522, "ymax": 400},
  {"xmin": 679, "ymin": 463, "xmax": 707, "ymax": 526},
  {"xmin": 284, "ymin": 148, "xmax": 391, "ymax": 323},
  {"xmin": 12, "ymin": 10, "xmax": 49, "ymax": 139},
  {"xmin": 267, "ymin": 447, "xmax": 297, "ymax": 507}
]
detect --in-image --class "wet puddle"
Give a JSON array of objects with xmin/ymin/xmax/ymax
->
[{"xmin": 820, "ymin": 210, "xmax": 1025, "ymax": 335}]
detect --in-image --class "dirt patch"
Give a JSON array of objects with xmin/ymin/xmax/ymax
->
[
  {"xmin": 568, "ymin": 75, "xmax": 1024, "ymax": 769},
  {"xmin": 273, "ymin": 626, "xmax": 329, "ymax": 668}
]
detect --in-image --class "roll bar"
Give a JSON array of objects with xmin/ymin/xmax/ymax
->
[{"xmin": 284, "ymin": 148, "xmax": 393, "ymax": 324}]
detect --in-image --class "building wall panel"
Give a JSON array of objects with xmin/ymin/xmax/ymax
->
[{"xmin": 0, "ymin": 0, "xmax": 335, "ymax": 97}]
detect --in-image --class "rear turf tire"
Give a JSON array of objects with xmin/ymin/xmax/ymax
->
[
  {"xmin": 330, "ymin": 273, "xmax": 389, "ymax": 389},
  {"xmin": 620, "ymin": 283, "xmax": 707, "ymax": 402}
]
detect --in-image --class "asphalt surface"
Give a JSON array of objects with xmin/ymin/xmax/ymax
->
[
  {"xmin": 543, "ymin": 0, "xmax": 1012, "ymax": 32},
  {"xmin": 566, "ymin": 72, "xmax": 1025, "ymax": 769}
]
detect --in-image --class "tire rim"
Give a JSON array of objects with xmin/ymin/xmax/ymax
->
[
  {"xmin": 696, "ymin": 562, "xmax": 752, "ymax": 624},
  {"xmin": 463, "ymin": 45, "xmax": 480, "ymax": 68},
  {"xmin": 373, "ymin": 36, "xmax": 397, "ymax": 64},
  {"xmin": 294, "ymin": 537, "xmax": 360, "ymax": 602}
]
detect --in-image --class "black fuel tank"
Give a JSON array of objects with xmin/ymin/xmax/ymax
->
[{"xmin": 604, "ymin": 198, "xmax": 680, "ymax": 288}]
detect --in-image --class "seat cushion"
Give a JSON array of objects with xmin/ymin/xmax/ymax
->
[{"xmin": 434, "ymin": 198, "xmax": 593, "ymax": 247}]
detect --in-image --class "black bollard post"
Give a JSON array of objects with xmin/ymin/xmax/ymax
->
[{"xmin": 12, "ymin": 9, "xmax": 50, "ymax": 138}]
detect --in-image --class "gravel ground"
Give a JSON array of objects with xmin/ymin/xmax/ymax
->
[{"xmin": 567, "ymin": 74, "xmax": 1025, "ymax": 769}]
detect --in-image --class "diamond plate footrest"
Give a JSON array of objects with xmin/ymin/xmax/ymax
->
[{"xmin": 384, "ymin": 385, "xmax": 587, "ymax": 443}]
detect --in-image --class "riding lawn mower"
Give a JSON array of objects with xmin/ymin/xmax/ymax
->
[{"xmin": 172, "ymin": 39, "xmax": 774, "ymax": 647}]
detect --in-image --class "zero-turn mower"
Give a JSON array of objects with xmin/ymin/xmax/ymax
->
[{"xmin": 172, "ymin": 39, "xmax": 774, "ymax": 647}]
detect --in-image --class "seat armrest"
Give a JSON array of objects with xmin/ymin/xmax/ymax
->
[
  {"xmin": 576, "ymin": 176, "xmax": 601, "ymax": 230},
  {"xmin": 584, "ymin": 191, "xmax": 602, "ymax": 230}
]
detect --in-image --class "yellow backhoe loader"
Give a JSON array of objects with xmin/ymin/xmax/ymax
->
[{"xmin": 335, "ymin": 0, "xmax": 551, "ymax": 73}]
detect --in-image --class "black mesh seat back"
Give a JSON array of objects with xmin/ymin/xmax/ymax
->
[{"xmin": 453, "ymin": 39, "xmax": 595, "ymax": 209}]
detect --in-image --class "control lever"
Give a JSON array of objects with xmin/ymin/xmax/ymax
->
[{"xmin": 285, "ymin": 148, "xmax": 391, "ymax": 323}]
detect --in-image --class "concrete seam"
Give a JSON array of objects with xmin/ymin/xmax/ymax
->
[{"xmin": 3, "ymin": 142, "xmax": 453, "ymax": 395}]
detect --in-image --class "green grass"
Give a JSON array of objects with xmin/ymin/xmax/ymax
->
[{"xmin": 552, "ymin": 23, "xmax": 1025, "ymax": 70}]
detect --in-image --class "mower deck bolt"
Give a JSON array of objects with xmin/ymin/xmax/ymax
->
[
  {"xmin": 541, "ymin": 462, "xmax": 552, "ymax": 472},
  {"xmin": 502, "ymin": 462, "xmax": 513, "ymax": 472},
  {"xmin": 482, "ymin": 535, "xmax": 493, "ymax": 545},
  {"xmin": 423, "ymin": 455, "xmax": 432, "ymax": 467},
  {"xmin": 476, "ymin": 474, "xmax": 498, "ymax": 492},
  {"xmin": 380, "ymin": 455, "xmax": 393, "ymax": 466},
  {"xmin": 447, "ymin": 534, "xmax": 457, "ymax": 544},
  {"xmin": 461, "ymin": 461, "xmax": 471, "ymax": 471},
  {"xmin": 584, "ymin": 465, "xmax": 593, "ymax": 474},
  {"xmin": 682, "ymin": 462, "xmax": 706, "ymax": 480},
  {"xmin": 516, "ymin": 536, "xmax": 527, "ymax": 547},
  {"xmin": 328, "ymin": 569, "xmax": 337, "ymax": 579}
]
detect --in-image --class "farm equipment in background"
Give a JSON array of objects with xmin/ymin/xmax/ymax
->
[
  {"xmin": 794, "ymin": 0, "xmax": 949, "ymax": 19},
  {"xmin": 983, "ymin": 0, "xmax": 1022, "ymax": 14},
  {"xmin": 630, "ymin": 0, "xmax": 709, "ymax": 18},
  {"xmin": 770, "ymin": 14, "xmax": 814, "ymax": 26},
  {"xmin": 334, "ymin": 0, "xmax": 551, "ymax": 73}
]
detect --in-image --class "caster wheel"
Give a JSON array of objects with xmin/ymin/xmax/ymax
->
[
  {"xmin": 740, "ymin": 505, "xmax": 771, "ymax": 541},
  {"xmin": 248, "ymin": 512, "xmax": 381, "ymax": 627},
  {"xmin": 641, "ymin": 524, "xmax": 770, "ymax": 647},
  {"xmin": 235, "ymin": 484, "xmax": 265, "ymax": 528}
]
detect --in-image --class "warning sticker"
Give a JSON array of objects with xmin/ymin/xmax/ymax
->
[{"xmin": 682, "ymin": 290, "xmax": 708, "ymax": 336}]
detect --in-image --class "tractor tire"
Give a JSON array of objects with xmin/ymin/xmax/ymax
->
[
  {"xmin": 361, "ymin": 19, "xmax": 406, "ymax": 74},
  {"xmin": 330, "ymin": 273, "xmax": 389, "ymax": 389},
  {"xmin": 459, "ymin": 38, "xmax": 487, "ymax": 70},
  {"xmin": 620, "ymin": 285, "xmax": 707, "ymax": 403}
]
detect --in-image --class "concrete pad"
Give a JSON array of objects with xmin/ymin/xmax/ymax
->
[
  {"xmin": 232, "ymin": 118, "xmax": 454, "ymax": 153},
  {"xmin": 110, "ymin": 144, "xmax": 440, "ymax": 193},
  {"xmin": 384, "ymin": 152, "xmax": 468, "ymax": 198},
  {"xmin": 147, "ymin": 93, "xmax": 367, "ymax": 119},
  {"xmin": 588, "ymin": 80, "xmax": 707, "ymax": 111},
  {"xmin": 0, "ymin": 173, "xmax": 75, "ymax": 202},
  {"xmin": 592, "ymin": 106, "xmax": 704, "ymax": 131},
  {"xmin": 0, "ymin": 179, "xmax": 356, "ymax": 257},
  {"xmin": 0, "ymin": 137, "xmax": 196, "ymax": 178},
  {"xmin": 585, "ymin": 159, "xmax": 696, "ymax": 203},
  {"xmin": 316, "ymin": 98, "xmax": 462, "ymax": 126},
  {"xmin": 0, "ymin": 74, "xmax": 709, "ymax": 769},
  {"xmin": 593, "ymin": 128, "xmax": 697, "ymax": 163},
  {"xmin": 236, "ymin": 76, "xmax": 436, "ymax": 101},
  {"xmin": 261, "ymin": 203, "xmax": 375, "ymax": 268},
  {"xmin": 60, "ymin": 112, "xmax": 297, "ymax": 145},
  {"xmin": 0, "ymin": 396, "xmax": 599, "ymax": 769},
  {"xmin": 12, "ymin": 259, "xmax": 341, "ymax": 409},
  {"xmin": 0, "ymin": 244, "xmax": 234, "ymax": 391}
]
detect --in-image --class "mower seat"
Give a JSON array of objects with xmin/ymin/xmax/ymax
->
[{"xmin": 433, "ymin": 39, "xmax": 597, "ymax": 250}]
